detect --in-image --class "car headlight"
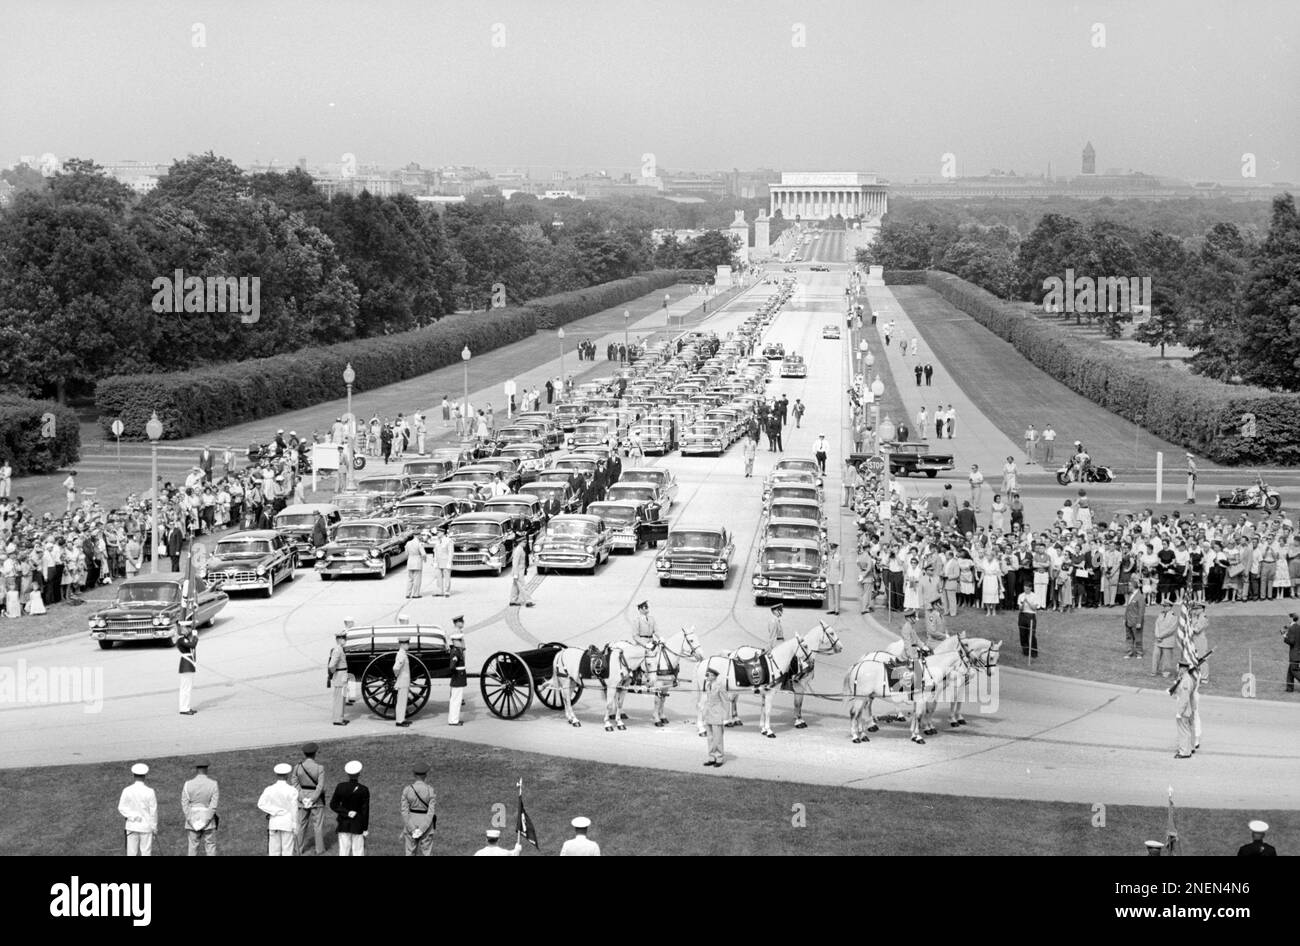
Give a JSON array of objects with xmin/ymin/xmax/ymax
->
[
  {"xmin": 713, "ymin": 439, "xmax": 722, "ymax": 446},
  {"xmin": 256, "ymin": 565, "xmax": 267, "ymax": 576},
  {"xmin": 153, "ymin": 616, "xmax": 166, "ymax": 627},
  {"xmin": 712, "ymin": 561, "xmax": 727, "ymax": 571},
  {"xmin": 488, "ymin": 544, "xmax": 501, "ymax": 555},
  {"xmin": 656, "ymin": 557, "xmax": 669, "ymax": 569},
  {"xmin": 585, "ymin": 544, "xmax": 595, "ymax": 553},
  {"xmin": 368, "ymin": 549, "xmax": 381, "ymax": 559},
  {"xmin": 753, "ymin": 576, "xmax": 769, "ymax": 587},
  {"xmin": 812, "ymin": 578, "xmax": 827, "ymax": 589}
]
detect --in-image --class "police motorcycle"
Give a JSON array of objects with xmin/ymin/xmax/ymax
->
[
  {"xmin": 1217, "ymin": 474, "xmax": 1282, "ymax": 511},
  {"xmin": 1055, "ymin": 451, "xmax": 1114, "ymax": 486}
]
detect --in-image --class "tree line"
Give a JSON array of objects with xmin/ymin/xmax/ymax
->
[
  {"xmin": 857, "ymin": 194, "xmax": 1300, "ymax": 391},
  {"xmin": 0, "ymin": 154, "xmax": 745, "ymax": 402}
]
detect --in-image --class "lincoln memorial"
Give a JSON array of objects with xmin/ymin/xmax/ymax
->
[{"xmin": 769, "ymin": 172, "xmax": 888, "ymax": 221}]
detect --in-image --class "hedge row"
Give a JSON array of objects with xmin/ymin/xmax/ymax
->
[
  {"xmin": 95, "ymin": 270, "xmax": 702, "ymax": 441},
  {"xmin": 920, "ymin": 270, "xmax": 1300, "ymax": 466},
  {"xmin": 0, "ymin": 397, "xmax": 81, "ymax": 475},
  {"xmin": 883, "ymin": 269, "xmax": 927, "ymax": 285},
  {"xmin": 526, "ymin": 270, "xmax": 693, "ymax": 330}
]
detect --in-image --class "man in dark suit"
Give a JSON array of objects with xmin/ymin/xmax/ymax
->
[
  {"xmin": 955, "ymin": 501, "xmax": 977, "ymax": 537},
  {"xmin": 197, "ymin": 446, "xmax": 214, "ymax": 482},
  {"xmin": 331, "ymin": 760, "xmax": 370, "ymax": 856},
  {"xmin": 166, "ymin": 520, "xmax": 185, "ymax": 572},
  {"xmin": 1237, "ymin": 820, "xmax": 1277, "ymax": 856}
]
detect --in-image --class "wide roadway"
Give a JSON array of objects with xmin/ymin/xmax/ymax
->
[{"xmin": 1, "ymin": 258, "xmax": 1295, "ymax": 811}]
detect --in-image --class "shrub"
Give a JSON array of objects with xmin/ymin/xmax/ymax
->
[
  {"xmin": 920, "ymin": 271, "xmax": 1300, "ymax": 465},
  {"xmin": 0, "ymin": 397, "xmax": 81, "ymax": 474},
  {"xmin": 883, "ymin": 269, "xmax": 927, "ymax": 285},
  {"xmin": 525, "ymin": 271, "xmax": 687, "ymax": 330}
]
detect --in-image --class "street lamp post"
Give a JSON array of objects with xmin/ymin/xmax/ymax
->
[
  {"xmin": 461, "ymin": 346, "xmax": 471, "ymax": 442},
  {"xmin": 342, "ymin": 362, "xmax": 355, "ymax": 488},
  {"xmin": 557, "ymin": 328, "xmax": 565, "ymax": 396},
  {"xmin": 146, "ymin": 411, "xmax": 163, "ymax": 573},
  {"xmin": 623, "ymin": 309, "xmax": 630, "ymax": 364}
]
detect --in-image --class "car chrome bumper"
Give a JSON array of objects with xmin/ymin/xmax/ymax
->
[
  {"xmin": 90, "ymin": 629, "xmax": 173, "ymax": 641},
  {"xmin": 535, "ymin": 554, "xmax": 597, "ymax": 570},
  {"xmin": 208, "ymin": 576, "xmax": 267, "ymax": 590},
  {"xmin": 318, "ymin": 561, "xmax": 384, "ymax": 576}
]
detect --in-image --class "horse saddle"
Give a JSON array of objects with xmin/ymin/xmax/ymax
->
[
  {"xmin": 866, "ymin": 653, "xmax": 913, "ymax": 689},
  {"xmin": 732, "ymin": 655, "xmax": 770, "ymax": 688},
  {"xmin": 579, "ymin": 646, "xmax": 613, "ymax": 680}
]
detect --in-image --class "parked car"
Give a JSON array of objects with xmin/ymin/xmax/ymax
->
[
  {"xmin": 526, "ymin": 479, "xmax": 584, "ymax": 517},
  {"xmin": 550, "ymin": 453, "xmax": 611, "ymax": 500},
  {"xmin": 417, "ymin": 483, "xmax": 487, "ymax": 509},
  {"xmin": 588, "ymin": 500, "xmax": 669, "ymax": 552},
  {"xmin": 605, "ymin": 481, "xmax": 669, "ymax": 522},
  {"xmin": 355, "ymin": 474, "xmax": 415, "ymax": 508},
  {"xmin": 446, "ymin": 512, "xmax": 516, "ymax": 575},
  {"xmin": 205, "ymin": 530, "xmax": 297, "ymax": 597},
  {"xmin": 762, "ymin": 520, "xmax": 827, "ymax": 552},
  {"xmin": 401, "ymin": 459, "xmax": 458, "ymax": 490},
  {"xmin": 763, "ymin": 342, "xmax": 786, "ymax": 360},
  {"xmin": 316, "ymin": 518, "xmax": 412, "ymax": 579},
  {"xmin": 533, "ymin": 514, "xmax": 612, "ymax": 574},
  {"xmin": 481, "ymin": 494, "xmax": 548, "ymax": 540},
  {"xmin": 763, "ymin": 483, "xmax": 823, "ymax": 509},
  {"xmin": 466, "ymin": 457, "xmax": 525, "ymax": 492},
  {"xmin": 552, "ymin": 403, "xmax": 590, "ymax": 432},
  {"xmin": 780, "ymin": 354, "xmax": 807, "ymax": 378},
  {"xmin": 497, "ymin": 443, "xmax": 548, "ymax": 482},
  {"xmin": 763, "ymin": 498, "xmax": 828, "ymax": 532},
  {"xmin": 822, "ymin": 323, "xmax": 841, "ymax": 339},
  {"xmin": 752, "ymin": 538, "xmax": 827, "ymax": 606},
  {"xmin": 628, "ymin": 419, "xmax": 677, "ymax": 455},
  {"xmin": 769, "ymin": 457, "xmax": 825, "ymax": 484},
  {"xmin": 332, "ymin": 491, "xmax": 388, "ymax": 521},
  {"xmin": 655, "ymin": 526, "xmax": 734, "ymax": 587},
  {"xmin": 393, "ymin": 497, "xmax": 476, "ymax": 539},
  {"xmin": 274, "ymin": 503, "xmax": 340, "ymax": 565},
  {"xmin": 618, "ymin": 466, "xmax": 679, "ymax": 510},
  {"xmin": 88, "ymin": 575, "xmax": 228, "ymax": 649},
  {"xmin": 680, "ymin": 422, "xmax": 729, "ymax": 457},
  {"xmin": 884, "ymin": 441, "xmax": 956, "ymax": 478}
]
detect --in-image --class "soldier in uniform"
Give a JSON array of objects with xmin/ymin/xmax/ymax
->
[
  {"xmin": 826, "ymin": 543, "xmax": 844, "ymax": 615},
  {"xmin": 257, "ymin": 763, "xmax": 299, "ymax": 856},
  {"xmin": 292, "ymin": 743, "xmax": 326, "ymax": 855},
  {"xmin": 329, "ymin": 627, "xmax": 350, "ymax": 725},
  {"xmin": 700, "ymin": 667, "xmax": 726, "ymax": 767},
  {"xmin": 634, "ymin": 600, "xmax": 658, "ymax": 647},
  {"xmin": 1144, "ymin": 840, "xmax": 1164, "ymax": 856},
  {"xmin": 118, "ymin": 762, "xmax": 157, "ymax": 856},
  {"xmin": 394, "ymin": 634, "xmax": 412, "ymax": 728},
  {"xmin": 177, "ymin": 627, "xmax": 198, "ymax": 715},
  {"xmin": 448, "ymin": 624, "xmax": 467, "ymax": 726},
  {"xmin": 400, "ymin": 763, "xmax": 436, "ymax": 856},
  {"xmin": 181, "ymin": 760, "xmax": 219, "ymax": 856},
  {"xmin": 508, "ymin": 538, "xmax": 533, "ymax": 607},
  {"xmin": 1172, "ymin": 661, "xmax": 1196, "ymax": 759},
  {"xmin": 432, "ymin": 526, "xmax": 454, "ymax": 597},
  {"xmin": 767, "ymin": 602, "xmax": 785, "ymax": 649},
  {"xmin": 330, "ymin": 760, "xmax": 369, "ymax": 855},
  {"xmin": 404, "ymin": 532, "xmax": 425, "ymax": 598},
  {"xmin": 474, "ymin": 828, "xmax": 521, "ymax": 856},
  {"xmin": 1237, "ymin": 820, "xmax": 1277, "ymax": 856},
  {"xmin": 559, "ymin": 816, "xmax": 601, "ymax": 856}
]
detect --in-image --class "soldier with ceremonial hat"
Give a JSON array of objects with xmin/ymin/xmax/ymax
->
[
  {"xmin": 700, "ymin": 666, "xmax": 726, "ymax": 767},
  {"xmin": 1237, "ymin": 820, "xmax": 1277, "ymax": 856},
  {"xmin": 634, "ymin": 600, "xmax": 658, "ymax": 647},
  {"xmin": 181, "ymin": 760, "xmax": 219, "ymax": 856},
  {"xmin": 767, "ymin": 602, "xmax": 785, "ymax": 649},
  {"xmin": 474, "ymin": 827, "xmax": 521, "ymax": 856},
  {"xmin": 258, "ymin": 763, "xmax": 299, "ymax": 856},
  {"xmin": 292, "ymin": 742, "xmax": 326, "ymax": 855},
  {"xmin": 400, "ymin": 762, "xmax": 436, "ymax": 856},
  {"xmin": 329, "ymin": 623, "xmax": 351, "ymax": 725},
  {"xmin": 448, "ymin": 619, "xmax": 467, "ymax": 725},
  {"xmin": 330, "ymin": 760, "xmax": 369, "ymax": 855},
  {"xmin": 560, "ymin": 816, "xmax": 601, "ymax": 856},
  {"xmin": 1172, "ymin": 659, "xmax": 1197, "ymax": 759},
  {"xmin": 118, "ymin": 762, "xmax": 157, "ymax": 856},
  {"xmin": 394, "ymin": 632, "xmax": 412, "ymax": 727},
  {"xmin": 1144, "ymin": 840, "xmax": 1164, "ymax": 856}
]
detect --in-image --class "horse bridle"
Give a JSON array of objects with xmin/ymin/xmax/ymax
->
[{"xmin": 957, "ymin": 637, "xmax": 997, "ymax": 677}]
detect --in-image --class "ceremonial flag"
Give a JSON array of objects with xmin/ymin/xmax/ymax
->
[
  {"xmin": 1165, "ymin": 787, "xmax": 1180, "ymax": 855},
  {"xmin": 516, "ymin": 779, "xmax": 540, "ymax": 851},
  {"xmin": 1175, "ymin": 603, "xmax": 1199, "ymax": 667},
  {"xmin": 180, "ymin": 537, "xmax": 198, "ymax": 628}
]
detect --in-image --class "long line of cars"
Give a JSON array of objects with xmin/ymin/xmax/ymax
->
[{"xmin": 88, "ymin": 282, "xmax": 800, "ymax": 647}]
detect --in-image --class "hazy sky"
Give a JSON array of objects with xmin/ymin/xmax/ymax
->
[{"xmin": 3, "ymin": 0, "xmax": 1296, "ymax": 181}]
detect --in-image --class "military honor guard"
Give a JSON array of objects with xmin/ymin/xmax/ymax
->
[
  {"xmin": 394, "ymin": 634, "xmax": 413, "ymax": 728},
  {"xmin": 331, "ymin": 760, "xmax": 370, "ymax": 855},
  {"xmin": 509, "ymin": 538, "xmax": 533, "ymax": 607},
  {"xmin": 559, "ymin": 816, "xmax": 601, "ymax": 856},
  {"xmin": 118, "ymin": 762, "xmax": 157, "ymax": 856},
  {"xmin": 1237, "ymin": 820, "xmax": 1277, "ymax": 856},
  {"xmin": 1144, "ymin": 840, "xmax": 1164, "ymax": 856},
  {"xmin": 634, "ymin": 600, "xmax": 658, "ymax": 646},
  {"xmin": 432, "ymin": 526, "xmax": 453, "ymax": 596},
  {"xmin": 177, "ymin": 627, "xmax": 199, "ymax": 715},
  {"xmin": 258, "ymin": 763, "xmax": 299, "ymax": 856},
  {"xmin": 1172, "ymin": 660, "xmax": 1197, "ymax": 759},
  {"xmin": 767, "ymin": 602, "xmax": 785, "ymax": 649},
  {"xmin": 400, "ymin": 763, "xmax": 437, "ymax": 856},
  {"xmin": 448, "ymin": 623, "xmax": 467, "ymax": 725},
  {"xmin": 826, "ymin": 543, "xmax": 843, "ymax": 614},
  {"xmin": 700, "ymin": 667, "xmax": 726, "ymax": 767},
  {"xmin": 181, "ymin": 760, "xmax": 219, "ymax": 856},
  {"xmin": 292, "ymin": 743, "xmax": 326, "ymax": 855},
  {"xmin": 329, "ymin": 626, "xmax": 350, "ymax": 725},
  {"xmin": 404, "ymin": 531, "xmax": 425, "ymax": 598},
  {"xmin": 474, "ymin": 827, "xmax": 521, "ymax": 856}
]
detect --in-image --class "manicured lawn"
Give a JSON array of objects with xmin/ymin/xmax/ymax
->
[{"xmin": 1, "ymin": 733, "xmax": 1286, "ymax": 856}]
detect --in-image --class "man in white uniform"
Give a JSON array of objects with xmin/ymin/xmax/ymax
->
[
  {"xmin": 118, "ymin": 762, "xmax": 157, "ymax": 856},
  {"xmin": 559, "ymin": 816, "xmax": 601, "ymax": 855},
  {"xmin": 432, "ymin": 526, "xmax": 454, "ymax": 597},
  {"xmin": 474, "ymin": 828, "xmax": 522, "ymax": 856},
  {"xmin": 257, "ymin": 762, "xmax": 299, "ymax": 856},
  {"xmin": 394, "ymin": 634, "xmax": 412, "ymax": 728},
  {"xmin": 181, "ymin": 760, "xmax": 219, "ymax": 856}
]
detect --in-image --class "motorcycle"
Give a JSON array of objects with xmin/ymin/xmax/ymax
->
[
  {"xmin": 1217, "ymin": 475, "xmax": 1282, "ymax": 511},
  {"xmin": 1055, "ymin": 462, "xmax": 1114, "ymax": 486}
]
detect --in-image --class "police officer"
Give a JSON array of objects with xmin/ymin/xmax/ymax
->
[
  {"xmin": 394, "ymin": 633, "xmax": 412, "ymax": 728},
  {"xmin": 292, "ymin": 743, "xmax": 326, "ymax": 855},
  {"xmin": 330, "ymin": 760, "xmax": 369, "ymax": 856},
  {"xmin": 181, "ymin": 760, "xmax": 219, "ymax": 856},
  {"xmin": 400, "ymin": 763, "xmax": 436, "ymax": 856},
  {"xmin": 767, "ymin": 602, "xmax": 785, "ymax": 649},
  {"xmin": 559, "ymin": 816, "xmax": 601, "ymax": 856},
  {"xmin": 1237, "ymin": 820, "xmax": 1277, "ymax": 856},
  {"xmin": 634, "ymin": 600, "xmax": 658, "ymax": 646},
  {"xmin": 329, "ymin": 627, "xmax": 350, "ymax": 725},
  {"xmin": 448, "ymin": 623, "xmax": 467, "ymax": 726}
]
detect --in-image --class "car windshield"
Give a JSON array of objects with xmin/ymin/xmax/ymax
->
[
  {"xmin": 777, "ymin": 461, "xmax": 820, "ymax": 474},
  {"xmin": 118, "ymin": 583, "xmax": 179, "ymax": 604},
  {"xmin": 763, "ymin": 547, "xmax": 821, "ymax": 569},
  {"xmin": 590, "ymin": 505, "xmax": 635, "ymax": 524},
  {"xmin": 335, "ymin": 495, "xmax": 379, "ymax": 510},
  {"xmin": 610, "ymin": 486, "xmax": 654, "ymax": 502},
  {"xmin": 771, "ymin": 487, "xmax": 815, "ymax": 500},
  {"xmin": 275, "ymin": 514, "xmax": 318, "ymax": 527},
  {"xmin": 767, "ymin": 524, "xmax": 818, "ymax": 540},
  {"xmin": 547, "ymin": 520, "xmax": 595, "ymax": 538},
  {"xmin": 502, "ymin": 448, "xmax": 541, "ymax": 459},
  {"xmin": 449, "ymin": 522, "xmax": 501, "ymax": 538},
  {"xmin": 450, "ymin": 471, "xmax": 492, "ymax": 482},
  {"xmin": 626, "ymin": 470, "xmax": 665, "ymax": 485},
  {"xmin": 488, "ymin": 503, "xmax": 530, "ymax": 516},
  {"xmin": 555, "ymin": 462, "xmax": 594, "ymax": 473},
  {"xmin": 686, "ymin": 426, "xmax": 721, "ymax": 436},
  {"xmin": 335, "ymin": 525, "xmax": 389, "ymax": 542},
  {"xmin": 405, "ymin": 462, "xmax": 451, "ymax": 476},
  {"xmin": 215, "ymin": 540, "xmax": 271, "ymax": 556},
  {"xmin": 668, "ymin": 531, "xmax": 722, "ymax": 550},
  {"xmin": 771, "ymin": 504, "xmax": 818, "ymax": 521},
  {"xmin": 397, "ymin": 504, "xmax": 448, "ymax": 518},
  {"xmin": 530, "ymin": 484, "xmax": 564, "ymax": 498},
  {"xmin": 360, "ymin": 479, "xmax": 403, "ymax": 492}
]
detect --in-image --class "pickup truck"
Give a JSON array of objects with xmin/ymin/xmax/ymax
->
[{"xmin": 881, "ymin": 441, "xmax": 955, "ymax": 478}]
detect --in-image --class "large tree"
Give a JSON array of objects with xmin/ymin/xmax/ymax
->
[{"xmin": 1234, "ymin": 194, "xmax": 1300, "ymax": 390}]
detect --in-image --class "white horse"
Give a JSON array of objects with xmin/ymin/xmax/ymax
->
[
  {"xmin": 549, "ymin": 641, "xmax": 632, "ymax": 731},
  {"xmin": 842, "ymin": 648, "xmax": 965, "ymax": 744},
  {"xmin": 881, "ymin": 635, "xmax": 1002, "ymax": 727},
  {"xmin": 694, "ymin": 622, "xmax": 843, "ymax": 738},
  {"xmin": 609, "ymin": 626, "xmax": 704, "ymax": 726}
]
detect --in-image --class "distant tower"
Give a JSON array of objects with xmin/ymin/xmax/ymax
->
[{"xmin": 1082, "ymin": 142, "xmax": 1096, "ymax": 175}]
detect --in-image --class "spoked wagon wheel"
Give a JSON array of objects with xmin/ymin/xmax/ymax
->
[
  {"xmin": 362, "ymin": 654, "xmax": 431, "ymax": 720},
  {"xmin": 537, "ymin": 673, "xmax": 583, "ymax": 710},
  {"xmin": 480, "ymin": 651, "xmax": 534, "ymax": 719}
]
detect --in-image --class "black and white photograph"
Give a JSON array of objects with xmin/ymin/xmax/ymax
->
[{"xmin": 0, "ymin": 0, "xmax": 1295, "ymax": 901}]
